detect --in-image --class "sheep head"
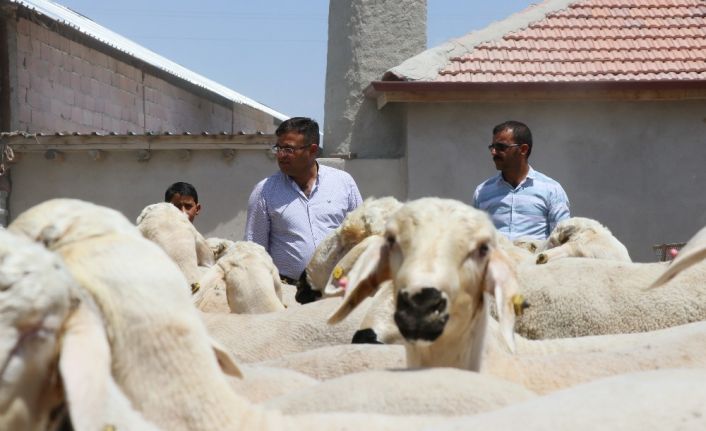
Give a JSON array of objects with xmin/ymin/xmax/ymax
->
[
  {"xmin": 136, "ymin": 202, "xmax": 215, "ymax": 287},
  {"xmin": 0, "ymin": 229, "xmax": 157, "ymax": 431},
  {"xmin": 306, "ymin": 197, "xmax": 402, "ymax": 298},
  {"xmin": 9, "ymin": 199, "xmax": 241, "ymax": 377},
  {"xmin": 0, "ymin": 230, "xmax": 74, "ymax": 430},
  {"xmin": 328, "ymin": 198, "xmax": 518, "ymax": 358},
  {"xmin": 206, "ymin": 237, "xmax": 236, "ymax": 261}
]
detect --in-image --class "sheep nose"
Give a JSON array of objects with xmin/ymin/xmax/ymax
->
[
  {"xmin": 400, "ymin": 288, "xmax": 446, "ymax": 314},
  {"xmin": 394, "ymin": 288, "xmax": 449, "ymax": 342}
]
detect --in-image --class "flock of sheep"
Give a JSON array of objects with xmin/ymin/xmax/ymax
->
[{"xmin": 2, "ymin": 195, "xmax": 706, "ymax": 430}]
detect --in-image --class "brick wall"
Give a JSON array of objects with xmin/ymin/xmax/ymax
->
[{"xmin": 12, "ymin": 17, "xmax": 273, "ymax": 134}]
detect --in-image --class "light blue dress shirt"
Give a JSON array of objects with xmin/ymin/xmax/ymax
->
[
  {"xmin": 472, "ymin": 167, "xmax": 570, "ymax": 241},
  {"xmin": 245, "ymin": 164, "xmax": 362, "ymax": 279}
]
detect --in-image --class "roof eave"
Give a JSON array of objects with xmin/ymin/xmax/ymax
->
[{"xmin": 366, "ymin": 80, "xmax": 706, "ymax": 109}]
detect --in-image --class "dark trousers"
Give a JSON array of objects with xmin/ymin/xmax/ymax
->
[{"xmin": 280, "ymin": 271, "xmax": 321, "ymax": 304}]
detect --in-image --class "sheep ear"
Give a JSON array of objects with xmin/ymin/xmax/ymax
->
[
  {"xmin": 328, "ymin": 235, "xmax": 390, "ymax": 324},
  {"xmin": 58, "ymin": 303, "xmax": 122, "ymax": 429},
  {"xmin": 210, "ymin": 337, "xmax": 242, "ymax": 378},
  {"xmin": 60, "ymin": 302, "xmax": 161, "ymax": 430},
  {"xmin": 650, "ymin": 226, "xmax": 706, "ymax": 288},
  {"xmin": 324, "ymin": 235, "xmax": 384, "ymax": 297},
  {"xmin": 484, "ymin": 248, "xmax": 518, "ymax": 353},
  {"xmin": 557, "ymin": 223, "xmax": 578, "ymax": 245}
]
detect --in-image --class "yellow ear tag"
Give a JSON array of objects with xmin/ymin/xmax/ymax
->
[
  {"xmin": 191, "ymin": 282, "xmax": 201, "ymax": 294},
  {"xmin": 332, "ymin": 266, "xmax": 344, "ymax": 280},
  {"xmin": 512, "ymin": 294, "xmax": 529, "ymax": 316}
]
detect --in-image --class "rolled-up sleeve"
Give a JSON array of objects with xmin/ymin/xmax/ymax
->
[{"xmin": 244, "ymin": 181, "xmax": 270, "ymax": 251}]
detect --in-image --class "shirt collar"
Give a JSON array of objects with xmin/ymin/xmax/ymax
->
[
  {"xmin": 526, "ymin": 166, "xmax": 537, "ymax": 179},
  {"xmin": 283, "ymin": 161, "xmax": 321, "ymax": 196},
  {"xmin": 494, "ymin": 166, "xmax": 536, "ymax": 188}
]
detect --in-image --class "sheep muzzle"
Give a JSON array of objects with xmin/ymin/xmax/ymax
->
[{"xmin": 394, "ymin": 288, "xmax": 449, "ymax": 342}]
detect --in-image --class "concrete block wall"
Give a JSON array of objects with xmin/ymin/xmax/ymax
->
[
  {"xmin": 232, "ymin": 102, "xmax": 278, "ymax": 133},
  {"xmin": 143, "ymin": 74, "xmax": 232, "ymax": 132},
  {"xmin": 15, "ymin": 17, "xmax": 144, "ymax": 133},
  {"xmin": 11, "ymin": 17, "xmax": 271, "ymax": 134}
]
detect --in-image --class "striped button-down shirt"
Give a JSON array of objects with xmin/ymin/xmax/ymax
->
[
  {"xmin": 472, "ymin": 167, "xmax": 570, "ymax": 241},
  {"xmin": 244, "ymin": 164, "xmax": 362, "ymax": 279}
]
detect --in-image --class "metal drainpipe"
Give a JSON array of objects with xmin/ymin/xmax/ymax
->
[
  {"xmin": 0, "ymin": 142, "xmax": 13, "ymax": 227},
  {"xmin": 0, "ymin": 172, "xmax": 9, "ymax": 228}
]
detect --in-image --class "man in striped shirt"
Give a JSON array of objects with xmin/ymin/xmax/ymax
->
[
  {"xmin": 245, "ymin": 117, "xmax": 362, "ymax": 303},
  {"xmin": 472, "ymin": 120, "xmax": 570, "ymax": 241}
]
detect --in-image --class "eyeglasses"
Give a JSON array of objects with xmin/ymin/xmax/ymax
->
[
  {"xmin": 270, "ymin": 144, "xmax": 311, "ymax": 155},
  {"xmin": 488, "ymin": 143, "xmax": 521, "ymax": 152}
]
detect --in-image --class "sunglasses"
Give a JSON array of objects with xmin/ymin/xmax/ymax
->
[{"xmin": 488, "ymin": 143, "xmax": 521, "ymax": 152}]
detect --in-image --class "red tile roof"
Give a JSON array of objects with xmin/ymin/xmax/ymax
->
[{"xmin": 435, "ymin": 0, "xmax": 706, "ymax": 83}]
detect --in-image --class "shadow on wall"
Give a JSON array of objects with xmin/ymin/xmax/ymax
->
[{"xmin": 347, "ymin": 99, "xmax": 407, "ymax": 159}]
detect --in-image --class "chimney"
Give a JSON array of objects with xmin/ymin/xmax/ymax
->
[{"xmin": 323, "ymin": 0, "xmax": 426, "ymax": 158}]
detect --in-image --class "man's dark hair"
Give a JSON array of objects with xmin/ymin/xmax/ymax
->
[
  {"xmin": 275, "ymin": 117, "xmax": 320, "ymax": 147},
  {"xmin": 493, "ymin": 120, "xmax": 533, "ymax": 157},
  {"xmin": 165, "ymin": 182, "xmax": 198, "ymax": 203}
]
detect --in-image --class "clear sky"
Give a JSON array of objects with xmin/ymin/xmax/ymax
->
[{"xmin": 57, "ymin": 0, "xmax": 537, "ymax": 126}]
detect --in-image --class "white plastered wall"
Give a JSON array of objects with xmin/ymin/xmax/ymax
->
[
  {"xmin": 8, "ymin": 152, "xmax": 408, "ymax": 240},
  {"xmin": 8, "ymin": 150, "xmax": 275, "ymax": 239}
]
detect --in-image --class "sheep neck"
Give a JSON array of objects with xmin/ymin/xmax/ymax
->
[{"xmin": 111, "ymin": 318, "xmax": 272, "ymax": 431}]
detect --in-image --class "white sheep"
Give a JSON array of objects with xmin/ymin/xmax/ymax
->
[
  {"xmin": 206, "ymin": 236, "xmax": 236, "ymax": 260},
  {"xmin": 0, "ymin": 229, "xmax": 158, "ymax": 431},
  {"xmin": 255, "ymin": 343, "xmax": 405, "ymax": 381},
  {"xmin": 305, "ymin": 197, "xmax": 403, "ymax": 298},
  {"xmin": 265, "ymin": 368, "xmax": 536, "ymax": 416},
  {"xmin": 204, "ymin": 237, "xmax": 298, "ymax": 311},
  {"xmin": 9, "ymin": 198, "xmax": 706, "ymax": 430},
  {"xmin": 512, "ymin": 236, "xmax": 544, "ymax": 254},
  {"xmin": 201, "ymin": 297, "xmax": 372, "ymax": 363},
  {"xmin": 496, "ymin": 233, "xmax": 536, "ymax": 265},
  {"xmin": 513, "ymin": 255, "xmax": 706, "ymax": 339},
  {"xmin": 197, "ymin": 240, "xmax": 286, "ymax": 314},
  {"xmin": 328, "ymin": 198, "xmax": 706, "ymax": 395},
  {"xmin": 535, "ymin": 216, "xmax": 631, "ymax": 264},
  {"xmin": 10, "ymin": 199, "xmax": 247, "ymax": 430},
  {"xmin": 433, "ymin": 369, "xmax": 706, "ymax": 430},
  {"xmin": 329, "ymin": 198, "xmax": 520, "ymax": 367},
  {"xmin": 3, "ymin": 198, "xmax": 549, "ymax": 430},
  {"xmin": 228, "ymin": 365, "xmax": 320, "ymax": 404},
  {"xmin": 136, "ymin": 202, "xmax": 215, "ymax": 290}
]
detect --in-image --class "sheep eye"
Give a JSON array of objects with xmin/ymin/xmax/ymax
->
[
  {"xmin": 386, "ymin": 235, "xmax": 396, "ymax": 247},
  {"xmin": 477, "ymin": 243, "xmax": 489, "ymax": 258}
]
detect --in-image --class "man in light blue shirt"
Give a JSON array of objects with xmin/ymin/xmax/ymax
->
[
  {"xmin": 472, "ymin": 121, "xmax": 570, "ymax": 241},
  {"xmin": 245, "ymin": 117, "xmax": 362, "ymax": 303}
]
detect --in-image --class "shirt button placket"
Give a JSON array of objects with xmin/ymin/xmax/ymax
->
[{"xmin": 510, "ymin": 190, "xmax": 515, "ymax": 237}]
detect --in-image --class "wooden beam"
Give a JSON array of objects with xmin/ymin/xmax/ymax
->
[
  {"xmin": 366, "ymin": 80, "xmax": 706, "ymax": 108},
  {"xmin": 376, "ymin": 88, "xmax": 706, "ymax": 104},
  {"xmin": 376, "ymin": 92, "xmax": 389, "ymax": 110}
]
